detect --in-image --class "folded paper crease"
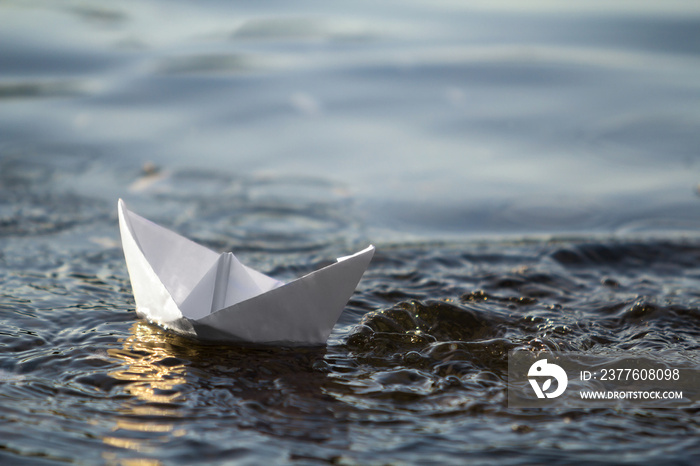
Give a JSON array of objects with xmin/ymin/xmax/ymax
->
[{"xmin": 118, "ymin": 199, "xmax": 374, "ymax": 345}]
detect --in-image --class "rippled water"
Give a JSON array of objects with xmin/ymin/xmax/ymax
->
[
  {"xmin": 2, "ymin": 0, "xmax": 700, "ymax": 464},
  {"xmin": 2, "ymin": 157, "xmax": 700, "ymax": 464}
]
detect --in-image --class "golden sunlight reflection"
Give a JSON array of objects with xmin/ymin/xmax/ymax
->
[
  {"xmin": 102, "ymin": 322, "xmax": 190, "ymax": 463},
  {"xmin": 108, "ymin": 322, "xmax": 188, "ymax": 404}
]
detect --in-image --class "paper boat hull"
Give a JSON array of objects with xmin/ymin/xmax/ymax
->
[{"xmin": 118, "ymin": 199, "xmax": 374, "ymax": 345}]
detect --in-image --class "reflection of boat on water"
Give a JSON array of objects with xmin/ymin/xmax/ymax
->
[
  {"xmin": 103, "ymin": 321, "xmax": 343, "ymax": 462},
  {"xmin": 118, "ymin": 199, "xmax": 374, "ymax": 345}
]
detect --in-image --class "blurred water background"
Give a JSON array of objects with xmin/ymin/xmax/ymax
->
[{"xmin": 1, "ymin": 0, "xmax": 700, "ymax": 464}]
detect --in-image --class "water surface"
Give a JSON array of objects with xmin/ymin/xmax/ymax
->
[{"xmin": 2, "ymin": 0, "xmax": 700, "ymax": 464}]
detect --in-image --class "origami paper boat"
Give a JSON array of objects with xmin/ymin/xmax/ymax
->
[{"xmin": 118, "ymin": 199, "xmax": 374, "ymax": 345}]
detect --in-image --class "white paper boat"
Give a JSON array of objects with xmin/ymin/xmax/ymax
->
[{"xmin": 117, "ymin": 199, "xmax": 374, "ymax": 345}]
